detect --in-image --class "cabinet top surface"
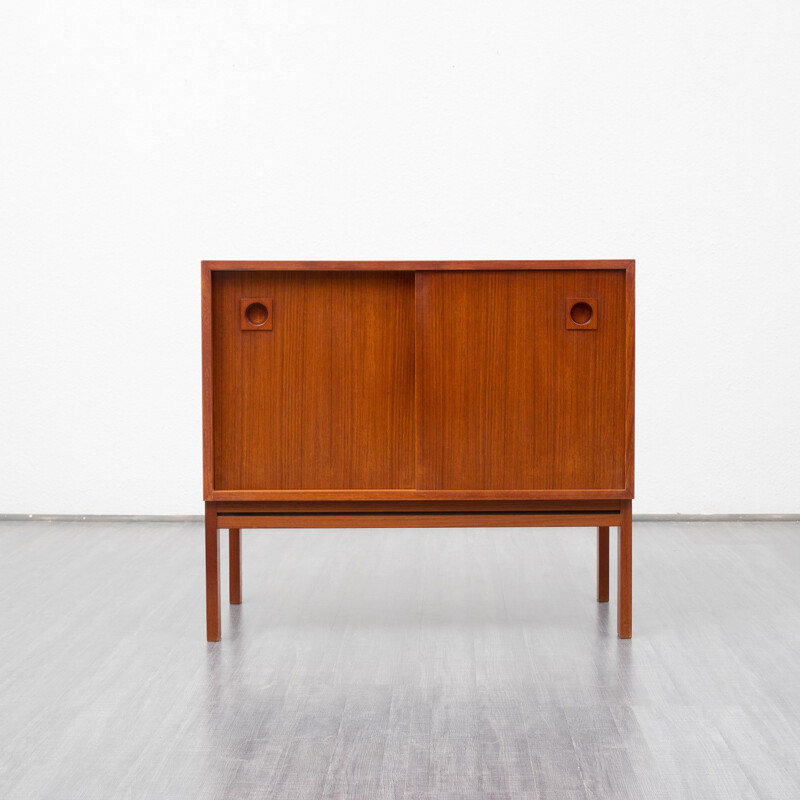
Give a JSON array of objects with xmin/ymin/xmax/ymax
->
[{"xmin": 203, "ymin": 260, "xmax": 634, "ymax": 272}]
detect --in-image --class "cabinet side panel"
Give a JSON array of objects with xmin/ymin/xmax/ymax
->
[
  {"xmin": 532, "ymin": 270, "xmax": 627, "ymax": 489},
  {"xmin": 212, "ymin": 271, "xmax": 415, "ymax": 489}
]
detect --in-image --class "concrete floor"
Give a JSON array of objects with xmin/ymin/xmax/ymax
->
[{"xmin": 1, "ymin": 520, "xmax": 799, "ymax": 799}]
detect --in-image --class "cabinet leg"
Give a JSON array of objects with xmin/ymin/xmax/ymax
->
[
  {"xmin": 597, "ymin": 526, "xmax": 609, "ymax": 602},
  {"xmin": 229, "ymin": 528, "xmax": 242, "ymax": 605},
  {"xmin": 205, "ymin": 502, "xmax": 221, "ymax": 641},
  {"xmin": 617, "ymin": 500, "xmax": 632, "ymax": 639}
]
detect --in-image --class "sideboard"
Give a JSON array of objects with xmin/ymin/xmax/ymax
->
[{"xmin": 202, "ymin": 260, "xmax": 634, "ymax": 640}]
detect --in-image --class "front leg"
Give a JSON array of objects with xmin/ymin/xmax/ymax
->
[
  {"xmin": 205, "ymin": 502, "xmax": 221, "ymax": 641},
  {"xmin": 617, "ymin": 500, "xmax": 632, "ymax": 638}
]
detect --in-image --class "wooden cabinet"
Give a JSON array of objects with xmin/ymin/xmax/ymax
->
[{"xmin": 202, "ymin": 261, "xmax": 635, "ymax": 640}]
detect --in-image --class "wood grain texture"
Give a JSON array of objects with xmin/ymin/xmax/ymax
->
[
  {"xmin": 416, "ymin": 270, "xmax": 535, "ymax": 490},
  {"xmin": 535, "ymin": 270, "xmax": 628, "ymax": 492},
  {"xmin": 211, "ymin": 271, "xmax": 414, "ymax": 491},
  {"xmin": 416, "ymin": 270, "xmax": 627, "ymax": 491}
]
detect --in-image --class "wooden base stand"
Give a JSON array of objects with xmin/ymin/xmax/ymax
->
[{"xmin": 204, "ymin": 499, "xmax": 633, "ymax": 641}]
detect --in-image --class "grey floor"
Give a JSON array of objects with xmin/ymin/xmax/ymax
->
[{"xmin": 1, "ymin": 522, "xmax": 800, "ymax": 799}]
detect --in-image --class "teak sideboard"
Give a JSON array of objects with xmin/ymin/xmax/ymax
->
[{"xmin": 202, "ymin": 260, "xmax": 635, "ymax": 641}]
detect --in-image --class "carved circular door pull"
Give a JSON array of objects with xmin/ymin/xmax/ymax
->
[
  {"xmin": 565, "ymin": 297, "xmax": 598, "ymax": 330},
  {"xmin": 245, "ymin": 302, "xmax": 269, "ymax": 326},
  {"xmin": 240, "ymin": 298, "xmax": 273, "ymax": 331},
  {"xmin": 570, "ymin": 301, "xmax": 594, "ymax": 325}
]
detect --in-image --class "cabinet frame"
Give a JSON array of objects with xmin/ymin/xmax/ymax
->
[
  {"xmin": 202, "ymin": 260, "xmax": 635, "ymax": 501},
  {"xmin": 201, "ymin": 260, "xmax": 635, "ymax": 641}
]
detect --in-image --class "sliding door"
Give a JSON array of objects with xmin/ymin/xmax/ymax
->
[
  {"xmin": 212, "ymin": 270, "xmax": 415, "ymax": 490},
  {"xmin": 415, "ymin": 270, "xmax": 627, "ymax": 491}
]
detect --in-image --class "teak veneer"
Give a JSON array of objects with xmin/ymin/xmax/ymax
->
[{"xmin": 202, "ymin": 260, "xmax": 635, "ymax": 640}]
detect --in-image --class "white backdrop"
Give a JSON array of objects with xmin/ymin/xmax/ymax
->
[{"xmin": 2, "ymin": 1, "xmax": 799, "ymax": 515}]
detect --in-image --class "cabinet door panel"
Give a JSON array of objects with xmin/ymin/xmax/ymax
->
[
  {"xmin": 416, "ymin": 270, "xmax": 627, "ymax": 490},
  {"xmin": 416, "ymin": 271, "xmax": 538, "ymax": 489},
  {"xmin": 212, "ymin": 271, "xmax": 415, "ymax": 489}
]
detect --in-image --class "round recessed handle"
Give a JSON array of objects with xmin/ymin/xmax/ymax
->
[
  {"xmin": 245, "ymin": 302, "xmax": 269, "ymax": 326},
  {"xmin": 569, "ymin": 301, "xmax": 594, "ymax": 325}
]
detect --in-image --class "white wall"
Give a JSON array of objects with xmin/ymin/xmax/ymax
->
[{"xmin": 2, "ymin": 1, "xmax": 799, "ymax": 515}]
